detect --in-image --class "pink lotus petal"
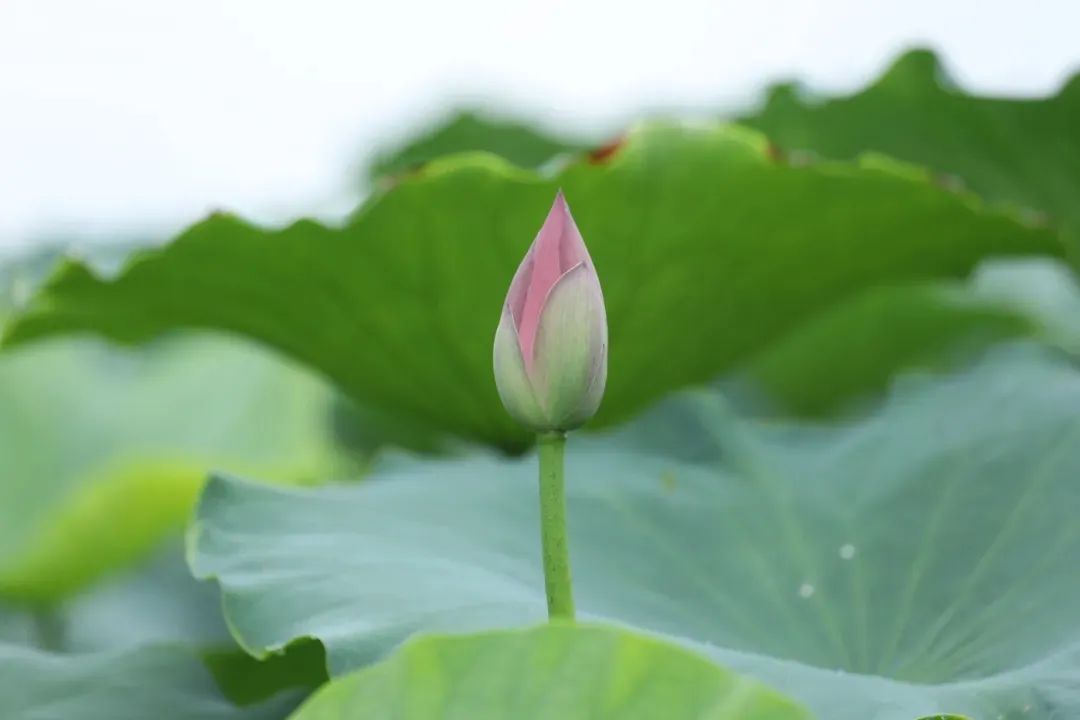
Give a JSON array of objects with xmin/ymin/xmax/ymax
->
[
  {"xmin": 555, "ymin": 192, "xmax": 591, "ymax": 271},
  {"xmin": 516, "ymin": 191, "xmax": 593, "ymax": 369},
  {"xmin": 505, "ymin": 252, "xmax": 533, "ymax": 326}
]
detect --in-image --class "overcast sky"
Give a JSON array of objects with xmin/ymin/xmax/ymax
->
[{"xmin": 1, "ymin": 0, "xmax": 1077, "ymax": 251}]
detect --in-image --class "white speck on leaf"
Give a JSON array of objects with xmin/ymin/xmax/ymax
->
[
  {"xmin": 839, "ymin": 543, "xmax": 856, "ymax": 560},
  {"xmin": 798, "ymin": 582, "xmax": 815, "ymax": 598}
]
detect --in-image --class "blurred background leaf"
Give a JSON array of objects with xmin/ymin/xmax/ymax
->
[
  {"xmin": 0, "ymin": 335, "xmax": 344, "ymax": 603},
  {"xmin": 742, "ymin": 49, "xmax": 1080, "ymax": 252},
  {"xmin": 732, "ymin": 281, "xmax": 1034, "ymax": 416},
  {"xmin": 732, "ymin": 257, "xmax": 1080, "ymax": 416},
  {"xmin": 2, "ymin": 124, "xmax": 1061, "ymax": 451},
  {"xmin": 0, "ymin": 641, "xmax": 308, "ymax": 720},
  {"xmin": 366, "ymin": 110, "xmax": 589, "ymax": 182},
  {"xmin": 0, "ymin": 541, "xmax": 230, "ymax": 652},
  {"xmin": 0, "ymin": 250, "xmax": 350, "ymax": 603},
  {"xmin": 0, "ymin": 539, "xmax": 327, "ymax": 718}
]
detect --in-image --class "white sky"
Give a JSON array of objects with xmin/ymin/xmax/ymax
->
[{"xmin": 0, "ymin": 0, "xmax": 1077, "ymax": 251}]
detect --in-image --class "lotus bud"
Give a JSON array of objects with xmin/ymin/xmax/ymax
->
[{"xmin": 493, "ymin": 191, "xmax": 608, "ymax": 433}]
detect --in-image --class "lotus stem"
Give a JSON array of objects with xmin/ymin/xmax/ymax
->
[{"xmin": 537, "ymin": 431, "xmax": 575, "ymax": 619}]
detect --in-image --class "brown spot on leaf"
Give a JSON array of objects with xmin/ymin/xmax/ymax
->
[{"xmin": 588, "ymin": 135, "xmax": 627, "ymax": 164}]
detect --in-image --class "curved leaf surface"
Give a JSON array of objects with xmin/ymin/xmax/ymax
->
[{"xmin": 191, "ymin": 344, "xmax": 1078, "ymax": 719}]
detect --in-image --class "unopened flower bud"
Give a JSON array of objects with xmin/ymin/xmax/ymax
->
[{"xmin": 493, "ymin": 191, "xmax": 607, "ymax": 433}]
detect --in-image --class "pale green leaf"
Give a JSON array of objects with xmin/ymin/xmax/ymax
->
[
  {"xmin": 0, "ymin": 335, "xmax": 342, "ymax": 602},
  {"xmin": 191, "ymin": 344, "xmax": 1076, "ymax": 719},
  {"xmin": 290, "ymin": 624, "xmax": 808, "ymax": 720}
]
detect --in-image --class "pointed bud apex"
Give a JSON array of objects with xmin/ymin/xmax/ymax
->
[{"xmin": 493, "ymin": 191, "xmax": 608, "ymax": 433}]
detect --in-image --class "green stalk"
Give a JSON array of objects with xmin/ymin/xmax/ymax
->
[{"xmin": 537, "ymin": 432, "xmax": 575, "ymax": 619}]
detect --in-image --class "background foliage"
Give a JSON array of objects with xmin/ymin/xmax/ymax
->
[{"xmin": 2, "ymin": 49, "xmax": 1078, "ymax": 719}]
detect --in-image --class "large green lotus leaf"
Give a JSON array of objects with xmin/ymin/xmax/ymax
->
[
  {"xmin": 369, "ymin": 109, "xmax": 1080, "ymax": 422},
  {"xmin": 0, "ymin": 334, "xmax": 342, "ymax": 603},
  {"xmin": 289, "ymin": 623, "xmax": 808, "ymax": 720},
  {"xmin": 190, "ymin": 343, "xmax": 1077, "ymax": 719},
  {"xmin": 0, "ymin": 641, "xmax": 304, "ymax": 720},
  {"xmin": 367, "ymin": 110, "xmax": 588, "ymax": 181},
  {"xmin": 742, "ymin": 49, "xmax": 1080, "ymax": 245},
  {"xmin": 2, "ymin": 124, "xmax": 1062, "ymax": 450}
]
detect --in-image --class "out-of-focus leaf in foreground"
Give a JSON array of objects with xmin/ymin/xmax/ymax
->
[
  {"xmin": 289, "ymin": 624, "xmax": 808, "ymax": 720},
  {"xmin": 2, "ymin": 124, "xmax": 1061, "ymax": 450},
  {"xmin": 743, "ymin": 49, "xmax": 1080, "ymax": 246},
  {"xmin": 0, "ymin": 334, "xmax": 341, "ymax": 603},
  {"xmin": 191, "ymin": 344, "xmax": 1077, "ymax": 720}
]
